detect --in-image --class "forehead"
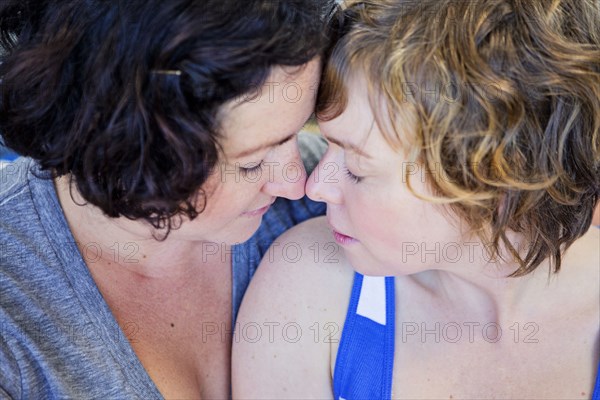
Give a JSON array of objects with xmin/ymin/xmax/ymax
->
[
  {"xmin": 218, "ymin": 59, "xmax": 321, "ymax": 158},
  {"xmin": 321, "ymin": 73, "xmax": 416, "ymax": 153},
  {"xmin": 318, "ymin": 74, "xmax": 387, "ymax": 158},
  {"xmin": 320, "ymin": 75, "xmax": 374, "ymax": 140}
]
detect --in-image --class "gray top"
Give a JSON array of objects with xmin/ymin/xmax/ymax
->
[{"xmin": 0, "ymin": 133, "xmax": 326, "ymax": 399}]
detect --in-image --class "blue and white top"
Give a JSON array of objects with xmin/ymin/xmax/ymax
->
[
  {"xmin": 333, "ymin": 273, "xmax": 396, "ymax": 399},
  {"xmin": 333, "ymin": 272, "xmax": 600, "ymax": 400}
]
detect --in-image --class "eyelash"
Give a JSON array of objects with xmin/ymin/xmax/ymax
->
[
  {"xmin": 343, "ymin": 167, "xmax": 362, "ymax": 184},
  {"xmin": 240, "ymin": 161, "xmax": 263, "ymax": 175}
]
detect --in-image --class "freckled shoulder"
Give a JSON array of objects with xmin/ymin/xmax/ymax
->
[
  {"xmin": 254, "ymin": 215, "xmax": 354, "ymax": 302},
  {"xmin": 232, "ymin": 216, "xmax": 354, "ymax": 398}
]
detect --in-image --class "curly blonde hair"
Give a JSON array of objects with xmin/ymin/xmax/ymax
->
[{"xmin": 318, "ymin": 0, "xmax": 600, "ymax": 276}]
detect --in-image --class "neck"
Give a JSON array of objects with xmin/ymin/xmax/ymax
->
[
  {"xmin": 54, "ymin": 175, "xmax": 229, "ymax": 280},
  {"xmin": 425, "ymin": 266, "xmax": 549, "ymax": 323},
  {"xmin": 411, "ymin": 228, "xmax": 598, "ymax": 323}
]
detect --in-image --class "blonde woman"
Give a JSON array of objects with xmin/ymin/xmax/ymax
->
[{"xmin": 233, "ymin": 0, "xmax": 600, "ymax": 398}]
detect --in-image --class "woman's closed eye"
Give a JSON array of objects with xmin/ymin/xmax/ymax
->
[
  {"xmin": 343, "ymin": 166, "xmax": 363, "ymax": 184},
  {"xmin": 239, "ymin": 161, "xmax": 264, "ymax": 176}
]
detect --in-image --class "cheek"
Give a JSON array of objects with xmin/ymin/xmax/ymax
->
[
  {"xmin": 202, "ymin": 178, "xmax": 258, "ymax": 219},
  {"xmin": 348, "ymin": 187, "xmax": 434, "ymax": 258},
  {"xmin": 347, "ymin": 189, "xmax": 403, "ymax": 243}
]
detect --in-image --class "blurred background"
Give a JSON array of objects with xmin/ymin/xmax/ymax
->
[{"xmin": 0, "ymin": 136, "xmax": 18, "ymax": 163}]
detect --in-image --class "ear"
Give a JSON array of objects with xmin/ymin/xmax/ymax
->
[{"xmin": 593, "ymin": 202, "xmax": 600, "ymax": 227}]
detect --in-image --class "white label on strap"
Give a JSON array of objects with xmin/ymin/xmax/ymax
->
[{"xmin": 356, "ymin": 275, "xmax": 387, "ymax": 325}]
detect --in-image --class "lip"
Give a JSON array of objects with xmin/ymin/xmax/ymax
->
[
  {"xmin": 242, "ymin": 204, "xmax": 270, "ymax": 217},
  {"xmin": 327, "ymin": 218, "xmax": 358, "ymax": 246},
  {"xmin": 242, "ymin": 199, "xmax": 275, "ymax": 217},
  {"xmin": 332, "ymin": 230, "xmax": 358, "ymax": 246}
]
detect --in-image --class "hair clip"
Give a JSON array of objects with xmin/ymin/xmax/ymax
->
[{"xmin": 151, "ymin": 69, "xmax": 182, "ymax": 76}]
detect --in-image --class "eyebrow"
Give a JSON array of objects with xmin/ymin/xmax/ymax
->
[
  {"xmin": 323, "ymin": 135, "xmax": 373, "ymax": 159},
  {"xmin": 232, "ymin": 133, "xmax": 296, "ymax": 159},
  {"xmin": 232, "ymin": 114, "xmax": 315, "ymax": 159}
]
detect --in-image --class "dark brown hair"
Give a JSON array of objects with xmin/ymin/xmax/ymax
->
[
  {"xmin": 318, "ymin": 0, "xmax": 600, "ymax": 275},
  {"xmin": 0, "ymin": 0, "xmax": 336, "ymax": 234}
]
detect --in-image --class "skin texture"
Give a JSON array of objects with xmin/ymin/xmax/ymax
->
[
  {"xmin": 55, "ymin": 59, "xmax": 321, "ymax": 399},
  {"xmin": 232, "ymin": 75, "xmax": 600, "ymax": 399}
]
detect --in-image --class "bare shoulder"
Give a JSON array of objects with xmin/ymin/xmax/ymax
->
[
  {"xmin": 245, "ymin": 215, "xmax": 354, "ymax": 305},
  {"xmin": 232, "ymin": 216, "xmax": 354, "ymax": 399}
]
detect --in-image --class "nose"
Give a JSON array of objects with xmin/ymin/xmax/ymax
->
[
  {"xmin": 306, "ymin": 149, "xmax": 343, "ymax": 204},
  {"xmin": 262, "ymin": 138, "xmax": 307, "ymax": 200}
]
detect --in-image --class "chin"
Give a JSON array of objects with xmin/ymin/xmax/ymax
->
[
  {"xmin": 226, "ymin": 219, "xmax": 264, "ymax": 245},
  {"xmin": 345, "ymin": 253, "xmax": 389, "ymax": 277},
  {"xmin": 347, "ymin": 251, "xmax": 421, "ymax": 277}
]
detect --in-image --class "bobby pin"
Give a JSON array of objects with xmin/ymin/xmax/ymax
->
[{"xmin": 151, "ymin": 69, "xmax": 182, "ymax": 76}]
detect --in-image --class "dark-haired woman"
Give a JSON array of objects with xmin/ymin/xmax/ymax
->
[
  {"xmin": 234, "ymin": 0, "xmax": 600, "ymax": 398},
  {"xmin": 0, "ymin": 0, "xmax": 334, "ymax": 398}
]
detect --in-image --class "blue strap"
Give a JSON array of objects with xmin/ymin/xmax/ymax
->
[
  {"xmin": 383, "ymin": 276, "xmax": 395, "ymax": 399},
  {"xmin": 332, "ymin": 273, "xmax": 363, "ymax": 399},
  {"xmin": 333, "ymin": 273, "xmax": 396, "ymax": 400},
  {"xmin": 592, "ymin": 356, "xmax": 600, "ymax": 400}
]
